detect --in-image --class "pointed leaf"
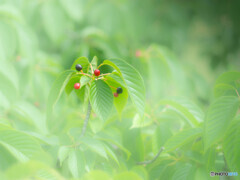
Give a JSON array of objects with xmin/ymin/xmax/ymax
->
[
  {"xmin": 71, "ymin": 57, "xmax": 90, "ymax": 73},
  {"xmin": 80, "ymin": 76, "xmax": 91, "ymax": 88},
  {"xmin": 68, "ymin": 150, "xmax": 85, "ymax": 178},
  {"xmin": 103, "ymin": 59, "xmax": 145, "ymax": 116},
  {"xmin": 104, "ymin": 144, "xmax": 119, "ymax": 165},
  {"xmin": 223, "ymin": 118, "xmax": 240, "ymax": 171},
  {"xmin": 157, "ymin": 99, "xmax": 201, "ymax": 127},
  {"xmin": 204, "ymin": 96, "xmax": 240, "ymax": 151},
  {"xmin": 90, "ymin": 80, "xmax": 113, "ymax": 120},
  {"xmin": 83, "ymin": 170, "xmax": 111, "ymax": 180},
  {"xmin": 80, "ymin": 137, "xmax": 108, "ymax": 159},
  {"xmin": 91, "ymin": 56, "xmax": 98, "ymax": 70},
  {"xmin": 164, "ymin": 128, "xmax": 202, "ymax": 152},
  {"xmin": 0, "ymin": 129, "xmax": 42, "ymax": 162},
  {"xmin": 215, "ymin": 71, "xmax": 240, "ymax": 85},
  {"xmin": 105, "ymin": 75, "xmax": 128, "ymax": 116},
  {"xmin": 65, "ymin": 74, "xmax": 82, "ymax": 95},
  {"xmin": 58, "ymin": 146, "xmax": 70, "ymax": 166},
  {"xmin": 47, "ymin": 70, "xmax": 75, "ymax": 117},
  {"xmin": 214, "ymin": 71, "xmax": 240, "ymax": 98},
  {"xmin": 214, "ymin": 83, "xmax": 237, "ymax": 98}
]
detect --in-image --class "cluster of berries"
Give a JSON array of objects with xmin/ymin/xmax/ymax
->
[
  {"xmin": 73, "ymin": 64, "xmax": 123, "ymax": 98},
  {"xmin": 74, "ymin": 64, "xmax": 101, "ymax": 90}
]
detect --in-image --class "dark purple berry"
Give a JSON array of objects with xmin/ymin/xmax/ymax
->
[
  {"xmin": 75, "ymin": 64, "xmax": 82, "ymax": 71},
  {"xmin": 117, "ymin": 87, "xmax": 123, "ymax": 94}
]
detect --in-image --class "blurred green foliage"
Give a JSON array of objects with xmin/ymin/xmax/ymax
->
[{"xmin": 0, "ymin": 0, "xmax": 240, "ymax": 179}]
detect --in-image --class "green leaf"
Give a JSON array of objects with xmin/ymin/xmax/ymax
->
[
  {"xmin": 130, "ymin": 113, "xmax": 152, "ymax": 129},
  {"xmin": 80, "ymin": 137, "xmax": 108, "ymax": 159},
  {"xmin": 205, "ymin": 148, "xmax": 216, "ymax": 172},
  {"xmin": 122, "ymin": 128, "xmax": 144, "ymax": 161},
  {"xmin": 214, "ymin": 71, "xmax": 240, "ymax": 98},
  {"xmin": 204, "ymin": 96, "xmax": 240, "ymax": 151},
  {"xmin": 90, "ymin": 80, "xmax": 113, "ymax": 120},
  {"xmin": 152, "ymin": 122, "xmax": 172, "ymax": 154},
  {"xmin": 0, "ymin": 144, "xmax": 17, "ymax": 171},
  {"xmin": 172, "ymin": 163, "xmax": 193, "ymax": 180},
  {"xmin": 95, "ymin": 132, "xmax": 131, "ymax": 159},
  {"xmin": 13, "ymin": 101, "xmax": 47, "ymax": 134},
  {"xmin": 5, "ymin": 161, "xmax": 65, "ymax": 180},
  {"xmin": 194, "ymin": 167, "xmax": 209, "ymax": 180},
  {"xmin": 105, "ymin": 75, "xmax": 128, "ymax": 117},
  {"xmin": 131, "ymin": 166, "xmax": 149, "ymax": 180},
  {"xmin": 58, "ymin": 146, "xmax": 70, "ymax": 166},
  {"xmin": 104, "ymin": 144, "xmax": 119, "ymax": 165},
  {"xmin": 80, "ymin": 76, "xmax": 92, "ymax": 88},
  {"xmin": 71, "ymin": 57, "xmax": 90, "ymax": 73},
  {"xmin": 68, "ymin": 150, "xmax": 85, "ymax": 178},
  {"xmin": 223, "ymin": 118, "xmax": 240, "ymax": 171},
  {"xmin": 36, "ymin": 168, "xmax": 65, "ymax": 180},
  {"xmin": 83, "ymin": 170, "xmax": 111, "ymax": 180},
  {"xmin": 148, "ymin": 45, "xmax": 172, "ymax": 100},
  {"xmin": 91, "ymin": 56, "xmax": 98, "ymax": 70},
  {"xmin": 147, "ymin": 158, "xmax": 175, "ymax": 180},
  {"xmin": 214, "ymin": 83, "xmax": 237, "ymax": 98},
  {"xmin": 164, "ymin": 128, "xmax": 202, "ymax": 152},
  {"xmin": 47, "ymin": 70, "xmax": 75, "ymax": 118},
  {"xmin": 157, "ymin": 99, "xmax": 201, "ymax": 127},
  {"xmin": 65, "ymin": 75, "xmax": 81, "ymax": 95},
  {"xmin": 5, "ymin": 161, "xmax": 45, "ymax": 180},
  {"xmin": 103, "ymin": 59, "xmax": 145, "ymax": 116},
  {"xmin": 76, "ymin": 85, "xmax": 90, "ymax": 103},
  {"xmin": 114, "ymin": 171, "xmax": 142, "ymax": 180},
  {"xmin": 106, "ymin": 72, "xmax": 126, "ymax": 88},
  {"xmin": 0, "ymin": 128, "xmax": 42, "ymax": 162},
  {"xmin": 215, "ymin": 71, "xmax": 240, "ymax": 85}
]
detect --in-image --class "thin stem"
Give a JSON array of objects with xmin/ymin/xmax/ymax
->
[
  {"xmin": 99, "ymin": 73, "xmax": 111, "ymax": 77},
  {"xmin": 109, "ymin": 85, "xmax": 117, "ymax": 90},
  {"xmin": 136, "ymin": 147, "xmax": 165, "ymax": 165},
  {"xmin": 89, "ymin": 63, "xmax": 94, "ymax": 74},
  {"xmin": 77, "ymin": 72, "xmax": 92, "ymax": 78},
  {"xmin": 80, "ymin": 101, "xmax": 92, "ymax": 137},
  {"xmin": 97, "ymin": 63, "xmax": 107, "ymax": 69},
  {"xmin": 235, "ymin": 89, "xmax": 240, "ymax": 98}
]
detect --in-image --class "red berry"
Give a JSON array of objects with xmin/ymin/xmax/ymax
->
[
  {"xmin": 94, "ymin": 69, "xmax": 100, "ymax": 76},
  {"xmin": 74, "ymin": 83, "xmax": 80, "ymax": 89},
  {"xmin": 114, "ymin": 93, "xmax": 118, "ymax": 97}
]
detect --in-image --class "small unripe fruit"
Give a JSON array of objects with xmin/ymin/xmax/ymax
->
[
  {"xmin": 74, "ymin": 83, "xmax": 80, "ymax": 89},
  {"xmin": 114, "ymin": 93, "xmax": 119, "ymax": 97},
  {"xmin": 75, "ymin": 64, "xmax": 83, "ymax": 71},
  {"xmin": 117, "ymin": 87, "xmax": 123, "ymax": 94},
  {"xmin": 94, "ymin": 69, "xmax": 100, "ymax": 76}
]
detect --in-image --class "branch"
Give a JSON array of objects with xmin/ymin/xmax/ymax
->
[
  {"xmin": 80, "ymin": 101, "xmax": 92, "ymax": 137},
  {"xmin": 136, "ymin": 147, "xmax": 165, "ymax": 165}
]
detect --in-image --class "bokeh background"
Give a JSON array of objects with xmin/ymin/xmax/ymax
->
[{"xmin": 0, "ymin": 0, "xmax": 240, "ymax": 179}]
